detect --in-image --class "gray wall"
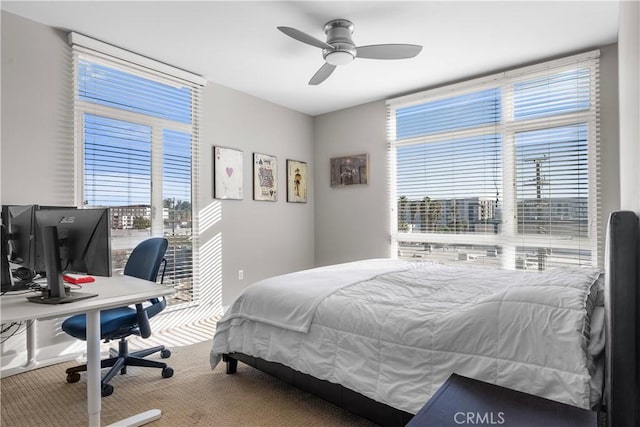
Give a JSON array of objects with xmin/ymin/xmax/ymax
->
[
  {"xmin": 313, "ymin": 44, "xmax": 621, "ymax": 267},
  {"xmin": 618, "ymin": 1, "xmax": 640, "ymax": 212},
  {"xmin": 599, "ymin": 43, "xmax": 621, "ymax": 257},
  {"xmin": 313, "ymin": 100, "xmax": 390, "ymax": 267},
  {"xmin": 1, "ymin": 12, "xmax": 74, "ymax": 206},
  {"xmin": 0, "ymin": 11, "xmax": 314, "ymax": 365},
  {"xmin": 200, "ymin": 82, "xmax": 314, "ymax": 306},
  {"xmin": 1, "ymin": 12, "xmax": 80, "ymax": 367}
]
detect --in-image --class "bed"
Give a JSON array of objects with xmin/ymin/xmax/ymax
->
[{"xmin": 210, "ymin": 211, "xmax": 640, "ymax": 427}]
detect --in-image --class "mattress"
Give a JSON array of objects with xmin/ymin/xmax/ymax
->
[{"xmin": 211, "ymin": 259, "xmax": 604, "ymax": 414}]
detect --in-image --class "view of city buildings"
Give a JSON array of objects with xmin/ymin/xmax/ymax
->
[
  {"xmin": 108, "ymin": 201, "xmax": 193, "ymax": 305},
  {"xmin": 398, "ymin": 196, "xmax": 500, "ymax": 234},
  {"xmin": 398, "ymin": 196, "xmax": 588, "ymax": 234},
  {"xmin": 397, "ymin": 196, "xmax": 591, "ymax": 270}
]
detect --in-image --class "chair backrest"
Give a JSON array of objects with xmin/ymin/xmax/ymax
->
[
  {"xmin": 123, "ymin": 237, "xmax": 169, "ymax": 339},
  {"xmin": 123, "ymin": 237, "xmax": 168, "ymax": 282}
]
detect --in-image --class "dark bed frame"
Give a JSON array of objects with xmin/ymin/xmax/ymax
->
[{"xmin": 224, "ymin": 211, "xmax": 640, "ymax": 427}]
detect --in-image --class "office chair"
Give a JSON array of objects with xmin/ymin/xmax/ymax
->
[{"xmin": 62, "ymin": 237, "xmax": 173, "ymax": 397}]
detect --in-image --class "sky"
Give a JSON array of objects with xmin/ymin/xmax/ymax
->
[
  {"xmin": 80, "ymin": 59, "xmax": 193, "ymax": 208},
  {"xmin": 394, "ymin": 68, "xmax": 590, "ymax": 203}
]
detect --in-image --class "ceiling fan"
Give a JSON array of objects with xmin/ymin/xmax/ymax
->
[{"xmin": 277, "ymin": 19, "xmax": 423, "ymax": 85}]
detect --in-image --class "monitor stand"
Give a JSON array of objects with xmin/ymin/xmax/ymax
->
[{"xmin": 26, "ymin": 225, "xmax": 97, "ymax": 305}]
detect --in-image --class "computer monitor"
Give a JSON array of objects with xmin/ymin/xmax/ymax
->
[
  {"xmin": 2, "ymin": 205, "xmax": 36, "ymax": 268},
  {"xmin": 28, "ymin": 208, "xmax": 111, "ymax": 304},
  {"xmin": 1, "ymin": 205, "xmax": 78, "ymax": 278},
  {"xmin": 1, "ymin": 224, "xmax": 15, "ymax": 291},
  {"xmin": 35, "ymin": 208, "xmax": 112, "ymax": 277}
]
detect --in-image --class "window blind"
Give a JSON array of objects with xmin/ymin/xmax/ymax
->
[
  {"xmin": 388, "ymin": 51, "xmax": 600, "ymax": 270},
  {"xmin": 71, "ymin": 33, "xmax": 204, "ymax": 305}
]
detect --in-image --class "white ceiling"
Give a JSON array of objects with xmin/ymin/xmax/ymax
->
[{"xmin": 2, "ymin": 1, "xmax": 620, "ymax": 116}]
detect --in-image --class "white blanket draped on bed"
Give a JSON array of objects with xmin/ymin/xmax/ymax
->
[
  {"xmin": 210, "ymin": 259, "xmax": 604, "ymax": 414},
  {"xmin": 215, "ymin": 259, "xmax": 416, "ymax": 334}
]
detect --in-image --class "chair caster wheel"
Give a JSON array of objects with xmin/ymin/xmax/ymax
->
[
  {"xmin": 160, "ymin": 349, "xmax": 171, "ymax": 359},
  {"xmin": 162, "ymin": 367, "xmax": 174, "ymax": 378},
  {"xmin": 101, "ymin": 384, "xmax": 114, "ymax": 397},
  {"xmin": 66, "ymin": 372, "xmax": 81, "ymax": 383}
]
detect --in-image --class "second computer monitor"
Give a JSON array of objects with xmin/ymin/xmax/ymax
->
[
  {"xmin": 2, "ymin": 205, "xmax": 36, "ymax": 268},
  {"xmin": 35, "ymin": 208, "xmax": 112, "ymax": 277}
]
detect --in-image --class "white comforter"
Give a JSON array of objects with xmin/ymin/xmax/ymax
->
[{"xmin": 210, "ymin": 259, "xmax": 603, "ymax": 414}]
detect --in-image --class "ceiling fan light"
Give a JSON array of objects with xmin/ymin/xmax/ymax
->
[{"xmin": 325, "ymin": 50, "xmax": 354, "ymax": 66}]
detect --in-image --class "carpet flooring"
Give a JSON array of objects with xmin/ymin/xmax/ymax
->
[{"xmin": 0, "ymin": 339, "xmax": 375, "ymax": 426}]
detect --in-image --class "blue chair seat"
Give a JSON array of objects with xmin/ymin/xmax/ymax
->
[{"xmin": 62, "ymin": 307, "xmax": 137, "ymax": 341}]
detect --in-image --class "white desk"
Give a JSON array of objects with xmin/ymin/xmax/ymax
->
[{"xmin": 1, "ymin": 275, "xmax": 174, "ymax": 427}]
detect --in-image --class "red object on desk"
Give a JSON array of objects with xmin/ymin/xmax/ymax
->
[{"xmin": 63, "ymin": 274, "xmax": 95, "ymax": 284}]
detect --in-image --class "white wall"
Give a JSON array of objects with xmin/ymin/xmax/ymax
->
[
  {"xmin": 618, "ymin": 1, "xmax": 640, "ymax": 212},
  {"xmin": 1, "ymin": 11, "xmax": 314, "ymax": 367},
  {"xmin": 313, "ymin": 44, "xmax": 621, "ymax": 266}
]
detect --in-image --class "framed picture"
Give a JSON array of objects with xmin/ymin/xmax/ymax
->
[
  {"xmin": 330, "ymin": 153, "xmax": 368, "ymax": 187},
  {"xmin": 213, "ymin": 146, "xmax": 243, "ymax": 200},
  {"xmin": 253, "ymin": 153, "xmax": 277, "ymax": 201},
  {"xmin": 287, "ymin": 160, "xmax": 307, "ymax": 203}
]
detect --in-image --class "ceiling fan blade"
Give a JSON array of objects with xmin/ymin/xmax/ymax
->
[
  {"xmin": 356, "ymin": 44, "xmax": 423, "ymax": 60},
  {"xmin": 277, "ymin": 26, "xmax": 334, "ymax": 50},
  {"xmin": 309, "ymin": 63, "xmax": 337, "ymax": 85}
]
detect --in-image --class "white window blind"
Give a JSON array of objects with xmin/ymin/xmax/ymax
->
[
  {"xmin": 71, "ymin": 33, "xmax": 204, "ymax": 305},
  {"xmin": 388, "ymin": 51, "xmax": 600, "ymax": 270}
]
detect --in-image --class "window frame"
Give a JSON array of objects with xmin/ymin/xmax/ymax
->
[
  {"xmin": 71, "ymin": 38, "xmax": 203, "ymax": 307},
  {"xmin": 387, "ymin": 51, "xmax": 600, "ymax": 269}
]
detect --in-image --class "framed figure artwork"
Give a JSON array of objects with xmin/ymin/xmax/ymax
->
[
  {"xmin": 287, "ymin": 160, "xmax": 307, "ymax": 203},
  {"xmin": 213, "ymin": 146, "xmax": 243, "ymax": 200},
  {"xmin": 253, "ymin": 153, "xmax": 277, "ymax": 201},
  {"xmin": 330, "ymin": 153, "xmax": 368, "ymax": 187}
]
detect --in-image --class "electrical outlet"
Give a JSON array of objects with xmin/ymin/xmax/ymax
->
[{"xmin": 238, "ymin": 269, "xmax": 243, "ymax": 280}]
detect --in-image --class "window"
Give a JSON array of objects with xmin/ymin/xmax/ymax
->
[
  {"xmin": 71, "ymin": 34, "xmax": 205, "ymax": 304},
  {"xmin": 388, "ymin": 51, "xmax": 600, "ymax": 270}
]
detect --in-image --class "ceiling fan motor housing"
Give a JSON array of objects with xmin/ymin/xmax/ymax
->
[{"xmin": 322, "ymin": 19, "xmax": 356, "ymax": 65}]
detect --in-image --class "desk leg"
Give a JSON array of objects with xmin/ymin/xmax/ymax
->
[
  {"xmin": 25, "ymin": 320, "xmax": 37, "ymax": 367},
  {"xmin": 86, "ymin": 310, "xmax": 101, "ymax": 427},
  {"xmin": 1, "ymin": 319, "xmax": 81, "ymax": 378},
  {"xmin": 86, "ymin": 309, "xmax": 162, "ymax": 427}
]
